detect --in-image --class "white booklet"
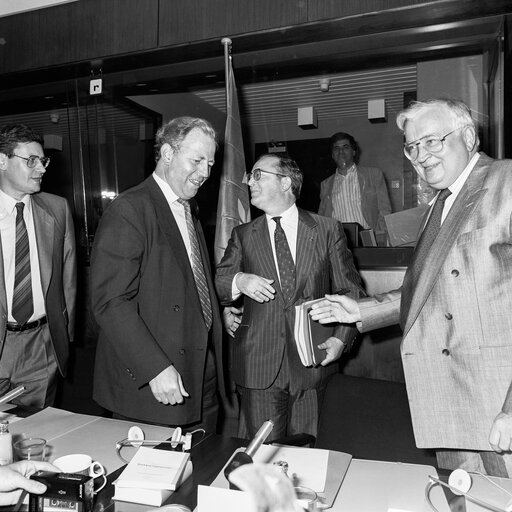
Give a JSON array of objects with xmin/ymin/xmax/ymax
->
[{"xmin": 113, "ymin": 447, "xmax": 191, "ymax": 506}]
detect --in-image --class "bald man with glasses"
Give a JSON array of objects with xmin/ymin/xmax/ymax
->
[
  {"xmin": 310, "ymin": 98, "xmax": 512, "ymax": 478},
  {"xmin": 216, "ymin": 153, "xmax": 364, "ymax": 441},
  {"xmin": 0, "ymin": 124, "xmax": 76, "ymax": 408}
]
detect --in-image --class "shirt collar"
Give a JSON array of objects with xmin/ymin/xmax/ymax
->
[
  {"xmin": 152, "ymin": 172, "xmax": 180, "ymax": 204},
  {"xmin": 336, "ymin": 163, "xmax": 357, "ymax": 177},
  {"xmin": 265, "ymin": 203, "xmax": 298, "ymax": 225},
  {"xmin": 447, "ymin": 152, "xmax": 480, "ymax": 196},
  {"xmin": 0, "ymin": 188, "xmax": 32, "ymax": 217}
]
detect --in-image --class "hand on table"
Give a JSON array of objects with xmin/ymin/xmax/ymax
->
[{"xmin": 149, "ymin": 365, "xmax": 189, "ymax": 405}]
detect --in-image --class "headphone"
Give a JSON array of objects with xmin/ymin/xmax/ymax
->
[
  {"xmin": 116, "ymin": 426, "xmax": 201, "ymax": 463},
  {"xmin": 427, "ymin": 469, "xmax": 512, "ymax": 512}
]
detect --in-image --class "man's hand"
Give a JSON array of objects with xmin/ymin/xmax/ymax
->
[
  {"xmin": 309, "ymin": 294, "xmax": 361, "ymax": 324},
  {"xmin": 223, "ymin": 306, "xmax": 243, "ymax": 338},
  {"xmin": 489, "ymin": 411, "xmax": 512, "ymax": 452},
  {"xmin": 236, "ymin": 273, "xmax": 275, "ymax": 303},
  {"xmin": 318, "ymin": 336, "xmax": 345, "ymax": 366},
  {"xmin": 0, "ymin": 460, "xmax": 61, "ymax": 506},
  {"xmin": 149, "ymin": 365, "xmax": 189, "ymax": 405}
]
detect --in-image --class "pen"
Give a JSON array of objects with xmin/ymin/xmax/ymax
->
[{"xmin": 0, "ymin": 385, "xmax": 25, "ymax": 405}]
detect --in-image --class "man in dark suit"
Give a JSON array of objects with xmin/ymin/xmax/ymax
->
[
  {"xmin": 0, "ymin": 124, "xmax": 76, "ymax": 408},
  {"xmin": 318, "ymin": 132, "xmax": 392, "ymax": 235},
  {"xmin": 216, "ymin": 153, "xmax": 364, "ymax": 441},
  {"xmin": 91, "ymin": 117, "xmax": 225, "ymax": 431}
]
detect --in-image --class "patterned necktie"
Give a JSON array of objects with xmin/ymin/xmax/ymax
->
[
  {"xmin": 400, "ymin": 188, "xmax": 452, "ymax": 327},
  {"xmin": 273, "ymin": 216, "xmax": 296, "ymax": 303},
  {"xmin": 12, "ymin": 202, "xmax": 33, "ymax": 325},
  {"xmin": 178, "ymin": 199, "xmax": 212, "ymax": 330}
]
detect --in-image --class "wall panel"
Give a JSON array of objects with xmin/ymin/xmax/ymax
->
[
  {"xmin": 158, "ymin": 0, "xmax": 308, "ymax": 46},
  {"xmin": 0, "ymin": 0, "xmax": 159, "ymax": 73}
]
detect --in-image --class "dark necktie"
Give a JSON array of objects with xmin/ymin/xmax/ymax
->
[
  {"xmin": 273, "ymin": 216, "xmax": 296, "ymax": 303},
  {"xmin": 400, "ymin": 188, "xmax": 452, "ymax": 327},
  {"xmin": 12, "ymin": 202, "xmax": 33, "ymax": 325},
  {"xmin": 178, "ymin": 199, "xmax": 213, "ymax": 330}
]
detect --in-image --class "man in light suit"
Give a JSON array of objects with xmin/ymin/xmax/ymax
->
[
  {"xmin": 318, "ymin": 132, "xmax": 392, "ymax": 234},
  {"xmin": 92, "ymin": 117, "xmax": 225, "ymax": 431},
  {"xmin": 311, "ymin": 98, "xmax": 512, "ymax": 477},
  {"xmin": 0, "ymin": 124, "xmax": 76, "ymax": 408},
  {"xmin": 216, "ymin": 153, "xmax": 364, "ymax": 441}
]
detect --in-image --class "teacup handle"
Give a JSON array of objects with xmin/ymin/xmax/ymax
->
[{"xmin": 90, "ymin": 461, "xmax": 105, "ymax": 478}]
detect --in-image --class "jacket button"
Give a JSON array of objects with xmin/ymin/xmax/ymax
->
[
  {"xmin": 442, "ymin": 349, "xmax": 450, "ymax": 356},
  {"xmin": 445, "ymin": 313, "xmax": 453, "ymax": 320},
  {"xmin": 173, "ymin": 305, "xmax": 180, "ymax": 311},
  {"xmin": 179, "ymin": 349, "xmax": 185, "ymax": 355},
  {"xmin": 451, "ymin": 269, "xmax": 459, "ymax": 277}
]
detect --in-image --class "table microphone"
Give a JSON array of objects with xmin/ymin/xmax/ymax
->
[{"xmin": 224, "ymin": 420, "xmax": 274, "ymax": 490}]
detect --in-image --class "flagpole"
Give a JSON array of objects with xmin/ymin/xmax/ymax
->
[{"xmin": 221, "ymin": 37, "xmax": 232, "ymax": 108}]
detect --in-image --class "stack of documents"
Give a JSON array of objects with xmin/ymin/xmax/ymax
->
[
  {"xmin": 294, "ymin": 298, "xmax": 333, "ymax": 366},
  {"xmin": 114, "ymin": 447, "xmax": 192, "ymax": 506}
]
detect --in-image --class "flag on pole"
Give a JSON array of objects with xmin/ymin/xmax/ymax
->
[{"xmin": 214, "ymin": 48, "xmax": 251, "ymax": 264}]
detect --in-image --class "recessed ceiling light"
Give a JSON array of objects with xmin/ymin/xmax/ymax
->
[
  {"xmin": 205, "ymin": 74, "xmax": 217, "ymax": 78},
  {"xmin": 44, "ymin": 96, "xmax": 54, "ymax": 99},
  {"xmin": 136, "ymin": 83, "xmax": 147, "ymax": 87}
]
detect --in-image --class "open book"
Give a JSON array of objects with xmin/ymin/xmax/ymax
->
[
  {"xmin": 113, "ymin": 447, "xmax": 192, "ymax": 506},
  {"xmin": 294, "ymin": 298, "xmax": 335, "ymax": 367}
]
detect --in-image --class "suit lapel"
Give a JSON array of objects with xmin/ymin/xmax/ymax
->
[
  {"xmin": 32, "ymin": 195, "xmax": 53, "ymax": 296},
  {"xmin": 294, "ymin": 209, "xmax": 317, "ymax": 303},
  {"xmin": 404, "ymin": 155, "xmax": 490, "ymax": 335}
]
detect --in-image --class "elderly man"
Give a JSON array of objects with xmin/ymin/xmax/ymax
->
[
  {"xmin": 318, "ymin": 132, "xmax": 391, "ymax": 235},
  {"xmin": 311, "ymin": 98, "xmax": 512, "ymax": 477},
  {"xmin": 216, "ymin": 153, "xmax": 363, "ymax": 441},
  {"xmin": 92, "ymin": 117, "xmax": 225, "ymax": 431},
  {"xmin": 0, "ymin": 124, "xmax": 76, "ymax": 408}
]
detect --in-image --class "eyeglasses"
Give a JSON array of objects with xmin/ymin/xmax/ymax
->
[
  {"xmin": 247, "ymin": 168, "xmax": 287, "ymax": 181},
  {"xmin": 12, "ymin": 154, "xmax": 51, "ymax": 169},
  {"xmin": 403, "ymin": 127, "xmax": 464, "ymax": 161}
]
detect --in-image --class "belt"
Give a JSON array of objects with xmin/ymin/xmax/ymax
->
[{"xmin": 6, "ymin": 316, "xmax": 47, "ymax": 332}]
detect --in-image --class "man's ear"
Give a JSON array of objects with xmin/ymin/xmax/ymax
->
[
  {"xmin": 160, "ymin": 143, "xmax": 174, "ymax": 164},
  {"xmin": 462, "ymin": 125, "xmax": 477, "ymax": 152},
  {"xmin": 280, "ymin": 175, "xmax": 292, "ymax": 192},
  {"xmin": 0, "ymin": 153, "xmax": 8, "ymax": 170}
]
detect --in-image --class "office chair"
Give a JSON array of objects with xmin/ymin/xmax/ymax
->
[{"xmin": 315, "ymin": 373, "xmax": 437, "ymax": 466}]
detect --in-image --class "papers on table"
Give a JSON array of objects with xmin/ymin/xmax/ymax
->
[{"xmin": 294, "ymin": 298, "xmax": 333, "ymax": 367}]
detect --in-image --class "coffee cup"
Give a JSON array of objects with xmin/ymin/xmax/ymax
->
[{"xmin": 53, "ymin": 454, "xmax": 106, "ymax": 493}]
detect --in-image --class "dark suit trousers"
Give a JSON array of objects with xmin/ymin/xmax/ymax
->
[
  {"xmin": 236, "ymin": 344, "xmax": 326, "ymax": 442},
  {"xmin": 0, "ymin": 324, "xmax": 58, "ymax": 408}
]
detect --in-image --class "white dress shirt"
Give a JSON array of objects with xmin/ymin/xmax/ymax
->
[{"xmin": 0, "ymin": 189, "xmax": 45, "ymax": 322}]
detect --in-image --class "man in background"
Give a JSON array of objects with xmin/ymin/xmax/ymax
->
[
  {"xmin": 311, "ymin": 98, "xmax": 512, "ymax": 477},
  {"xmin": 318, "ymin": 132, "xmax": 392, "ymax": 237},
  {"xmin": 92, "ymin": 117, "xmax": 226, "ymax": 431},
  {"xmin": 0, "ymin": 124, "xmax": 76, "ymax": 407},
  {"xmin": 216, "ymin": 153, "xmax": 363, "ymax": 441}
]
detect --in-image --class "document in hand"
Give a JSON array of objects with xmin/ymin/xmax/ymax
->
[
  {"xmin": 294, "ymin": 298, "xmax": 333, "ymax": 367},
  {"xmin": 113, "ymin": 447, "xmax": 192, "ymax": 506}
]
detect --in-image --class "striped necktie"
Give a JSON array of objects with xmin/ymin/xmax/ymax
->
[
  {"xmin": 273, "ymin": 216, "xmax": 296, "ymax": 303},
  {"xmin": 12, "ymin": 202, "xmax": 33, "ymax": 325},
  {"xmin": 400, "ymin": 188, "xmax": 452, "ymax": 328},
  {"xmin": 178, "ymin": 199, "xmax": 213, "ymax": 330}
]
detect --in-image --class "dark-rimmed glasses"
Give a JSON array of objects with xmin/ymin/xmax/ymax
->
[
  {"xmin": 403, "ymin": 127, "xmax": 465, "ymax": 161},
  {"xmin": 12, "ymin": 154, "xmax": 51, "ymax": 169},
  {"xmin": 247, "ymin": 168, "xmax": 287, "ymax": 181}
]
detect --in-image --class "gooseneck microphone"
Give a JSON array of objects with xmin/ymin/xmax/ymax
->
[{"xmin": 224, "ymin": 420, "xmax": 274, "ymax": 489}]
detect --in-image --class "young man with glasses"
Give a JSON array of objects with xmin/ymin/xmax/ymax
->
[
  {"xmin": 0, "ymin": 124, "xmax": 76, "ymax": 408},
  {"xmin": 216, "ymin": 153, "xmax": 364, "ymax": 441},
  {"xmin": 310, "ymin": 98, "xmax": 512, "ymax": 478}
]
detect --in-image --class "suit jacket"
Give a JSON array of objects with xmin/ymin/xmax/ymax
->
[
  {"xmin": 357, "ymin": 153, "xmax": 512, "ymax": 450},
  {"xmin": 215, "ymin": 208, "xmax": 364, "ymax": 390},
  {"xmin": 318, "ymin": 166, "xmax": 392, "ymax": 232},
  {"xmin": 91, "ymin": 176, "xmax": 225, "ymax": 425},
  {"xmin": 0, "ymin": 193, "xmax": 76, "ymax": 375}
]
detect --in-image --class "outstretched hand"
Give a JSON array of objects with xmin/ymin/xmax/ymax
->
[
  {"xmin": 309, "ymin": 294, "xmax": 361, "ymax": 324},
  {"xmin": 236, "ymin": 273, "xmax": 275, "ymax": 303}
]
